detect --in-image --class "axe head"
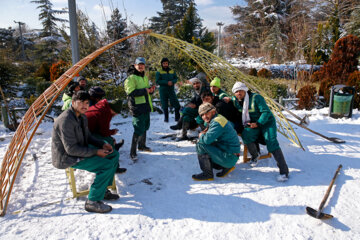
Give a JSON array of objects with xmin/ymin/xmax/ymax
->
[{"xmin": 306, "ymin": 206, "xmax": 333, "ymax": 220}]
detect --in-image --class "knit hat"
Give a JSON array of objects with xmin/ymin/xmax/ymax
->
[
  {"xmin": 198, "ymin": 102, "xmax": 216, "ymax": 116},
  {"xmin": 89, "ymin": 86, "xmax": 105, "ymax": 99},
  {"xmin": 161, "ymin": 57, "xmax": 169, "ymax": 64},
  {"xmin": 108, "ymin": 99, "xmax": 122, "ymax": 113},
  {"xmin": 210, "ymin": 77, "xmax": 221, "ymax": 88},
  {"xmin": 189, "ymin": 77, "xmax": 201, "ymax": 84},
  {"xmin": 232, "ymin": 82, "xmax": 248, "ymax": 93},
  {"xmin": 135, "ymin": 57, "xmax": 146, "ymax": 65}
]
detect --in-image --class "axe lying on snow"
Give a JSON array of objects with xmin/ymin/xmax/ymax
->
[{"xmin": 306, "ymin": 164, "xmax": 342, "ymax": 220}]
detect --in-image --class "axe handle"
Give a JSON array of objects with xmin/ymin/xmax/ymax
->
[
  {"xmin": 316, "ymin": 164, "xmax": 342, "ymax": 217},
  {"xmin": 286, "ymin": 117, "xmax": 330, "ymax": 140},
  {"xmin": 272, "ymin": 99, "xmax": 304, "ymax": 122}
]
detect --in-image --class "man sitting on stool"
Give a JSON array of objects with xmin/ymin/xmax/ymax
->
[
  {"xmin": 192, "ymin": 103, "xmax": 240, "ymax": 181},
  {"xmin": 231, "ymin": 82, "xmax": 289, "ymax": 182},
  {"xmin": 52, "ymin": 91, "xmax": 119, "ymax": 213}
]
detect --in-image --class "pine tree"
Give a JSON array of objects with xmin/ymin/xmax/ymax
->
[
  {"xmin": 173, "ymin": 3, "xmax": 215, "ymax": 52},
  {"xmin": 264, "ymin": 20, "xmax": 287, "ymax": 63},
  {"xmin": 173, "ymin": 3, "xmax": 201, "ymax": 43},
  {"xmin": 344, "ymin": 8, "xmax": 360, "ymax": 37},
  {"xmin": 226, "ymin": 0, "xmax": 295, "ymax": 58},
  {"xmin": 0, "ymin": 28, "xmax": 15, "ymax": 50},
  {"xmin": 105, "ymin": 8, "xmax": 130, "ymax": 83},
  {"xmin": 150, "ymin": 0, "xmax": 195, "ymax": 33},
  {"xmin": 31, "ymin": 0, "xmax": 67, "ymax": 37}
]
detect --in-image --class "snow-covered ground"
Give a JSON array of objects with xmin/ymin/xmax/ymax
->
[{"xmin": 1, "ymin": 108, "xmax": 360, "ymax": 239}]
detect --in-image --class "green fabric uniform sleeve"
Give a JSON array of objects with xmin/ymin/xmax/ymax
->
[
  {"xmin": 199, "ymin": 121, "xmax": 222, "ymax": 145},
  {"xmin": 196, "ymin": 115, "xmax": 204, "ymax": 125},
  {"xmin": 155, "ymin": 71, "xmax": 162, "ymax": 85},
  {"xmin": 255, "ymin": 94, "xmax": 273, "ymax": 126}
]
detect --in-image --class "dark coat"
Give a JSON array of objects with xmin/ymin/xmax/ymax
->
[
  {"xmin": 51, "ymin": 107, "xmax": 104, "ymax": 169},
  {"xmin": 85, "ymin": 99, "xmax": 115, "ymax": 137},
  {"xmin": 189, "ymin": 86, "xmax": 209, "ymax": 108}
]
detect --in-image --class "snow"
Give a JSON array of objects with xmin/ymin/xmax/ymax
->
[{"xmin": 1, "ymin": 107, "xmax": 360, "ymax": 239}]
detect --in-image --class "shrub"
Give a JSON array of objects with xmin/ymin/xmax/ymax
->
[
  {"xmin": 297, "ymin": 85, "xmax": 317, "ymax": 110},
  {"xmin": 297, "ymin": 70, "xmax": 310, "ymax": 82},
  {"xmin": 317, "ymin": 35, "xmax": 360, "ymax": 103},
  {"xmin": 25, "ymin": 95, "xmax": 37, "ymax": 107},
  {"xmin": 0, "ymin": 61, "xmax": 18, "ymax": 87},
  {"xmin": 177, "ymin": 83, "xmax": 194, "ymax": 100},
  {"xmin": 310, "ymin": 71, "xmax": 322, "ymax": 83},
  {"xmin": 257, "ymin": 68, "xmax": 272, "ymax": 78},
  {"xmin": 248, "ymin": 68, "xmax": 257, "ymax": 76},
  {"xmin": 50, "ymin": 60, "xmax": 69, "ymax": 82},
  {"xmin": 34, "ymin": 62, "xmax": 51, "ymax": 82},
  {"xmin": 36, "ymin": 80, "xmax": 52, "ymax": 95}
]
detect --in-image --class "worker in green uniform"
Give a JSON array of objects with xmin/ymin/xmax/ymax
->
[
  {"xmin": 156, "ymin": 58, "xmax": 181, "ymax": 122},
  {"xmin": 231, "ymin": 82, "xmax": 289, "ymax": 182},
  {"xmin": 124, "ymin": 57, "xmax": 155, "ymax": 161},
  {"xmin": 210, "ymin": 77, "xmax": 229, "ymax": 100},
  {"xmin": 192, "ymin": 102, "xmax": 240, "ymax": 181}
]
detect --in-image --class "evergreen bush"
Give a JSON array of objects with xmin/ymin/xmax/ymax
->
[
  {"xmin": 248, "ymin": 68, "xmax": 257, "ymax": 76},
  {"xmin": 257, "ymin": 68, "xmax": 272, "ymax": 78},
  {"xmin": 297, "ymin": 85, "xmax": 317, "ymax": 110},
  {"xmin": 317, "ymin": 35, "xmax": 360, "ymax": 103}
]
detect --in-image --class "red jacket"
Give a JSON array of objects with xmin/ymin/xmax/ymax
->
[{"xmin": 85, "ymin": 99, "xmax": 116, "ymax": 137}]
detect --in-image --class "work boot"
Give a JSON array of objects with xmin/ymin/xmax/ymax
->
[
  {"xmin": 175, "ymin": 121, "xmax": 190, "ymax": 141},
  {"xmin": 85, "ymin": 200, "xmax": 112, "ymax": 213},
  {"xmin": 192, "ymin": 154, "xmax": 214, "ymax": 181},
  {"xmin": 216, "ymin": 166, "xmax": 235, "ymax": 178},
  {"xmin": 115, "ymin": 139, "xmax": 124, "ymax": 151},
  {"xmin": 130, "ymin": 133, "xmax": 139, "ymax": 161},
  {"xmin": 271, "ymin": 148, "xmax": 289, "ymax": 178},
  {"xmin": 103, "ymin": 189, "xmax": 120, "ymax": 200},
  {"xmin": 170, "ymin": 116, "xmax": 183, "ymax": 130},
  {"xmin": 247, "ymin": 142, "xmax": 260, "ymax": 167},
  {"xmin": 175, "ymin": 108, "xmax": 180, "ymax": 121},
  {"xmin": 116, "ymin": 167, "xmax": 127, "ymax": 174},
  {"xmin": 138, "ymin": 132, "xmax": 152, "ymax": 152},
  {"xmin": 164, "ymin": 108, "xmax": 169, "ymax": 122}
]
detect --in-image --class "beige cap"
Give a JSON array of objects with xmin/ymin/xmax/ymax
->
[{"xmin": 198, "ymin": 102, "xmax": 216, "ymax": 116}]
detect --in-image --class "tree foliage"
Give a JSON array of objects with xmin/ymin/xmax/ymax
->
[
  {"xmin": 317, "ymin": 35, "xmax": 360, "ymax": 102},
  {"xmin": 150, "ymin": 0, "xmax": 195, "ymax": 33},
  {"xmin": 31, "ymin": 0, "xmax": 67, "ymax": 37}
]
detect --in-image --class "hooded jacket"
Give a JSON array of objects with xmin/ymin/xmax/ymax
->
[
  {"xmin": 85, "ymin": 99, "xmax": 116, "ymax": 137},
  {"xmin": 124, "ymin": 65, "xmax": 153, "ymax": 116}
]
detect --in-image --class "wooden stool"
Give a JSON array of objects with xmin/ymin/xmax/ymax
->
[{"xmin": 65, "ymin": 168, "xmax": 117, "ymax": 198}]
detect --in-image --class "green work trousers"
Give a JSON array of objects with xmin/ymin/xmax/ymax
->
[
  {"xmin": 133, "ymin": 113, "xmax": 150, "ymax": 136},
  {"xmin": 196, "ymin": 142, "xmax": 238, "ymax": 169},
  {"xmin": 159, "ymin": 86, "xmax": 180, "ymax": 111},
  {"xmin": 241, "ymin": 124, "xmax": 280, "ymax": 153},
  {"xmin": 72, "ymin": 145, "xmax": 119, "ymax": 201},
  {"xmin": 182, "ymin": 107, "xmax": 198, "ymax": 123}
]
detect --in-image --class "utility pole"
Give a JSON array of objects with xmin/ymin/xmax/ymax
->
[
  {"xmin": 14, "ymin": 21, "xmax": 26, "ymax": 60},
  {"xmin": 216, "ymin": 22, "xmax": 224, "ymax": 57},
  {"xmin": 68, "ymin": 0, "xmax": 80, "ymax": 66}
]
